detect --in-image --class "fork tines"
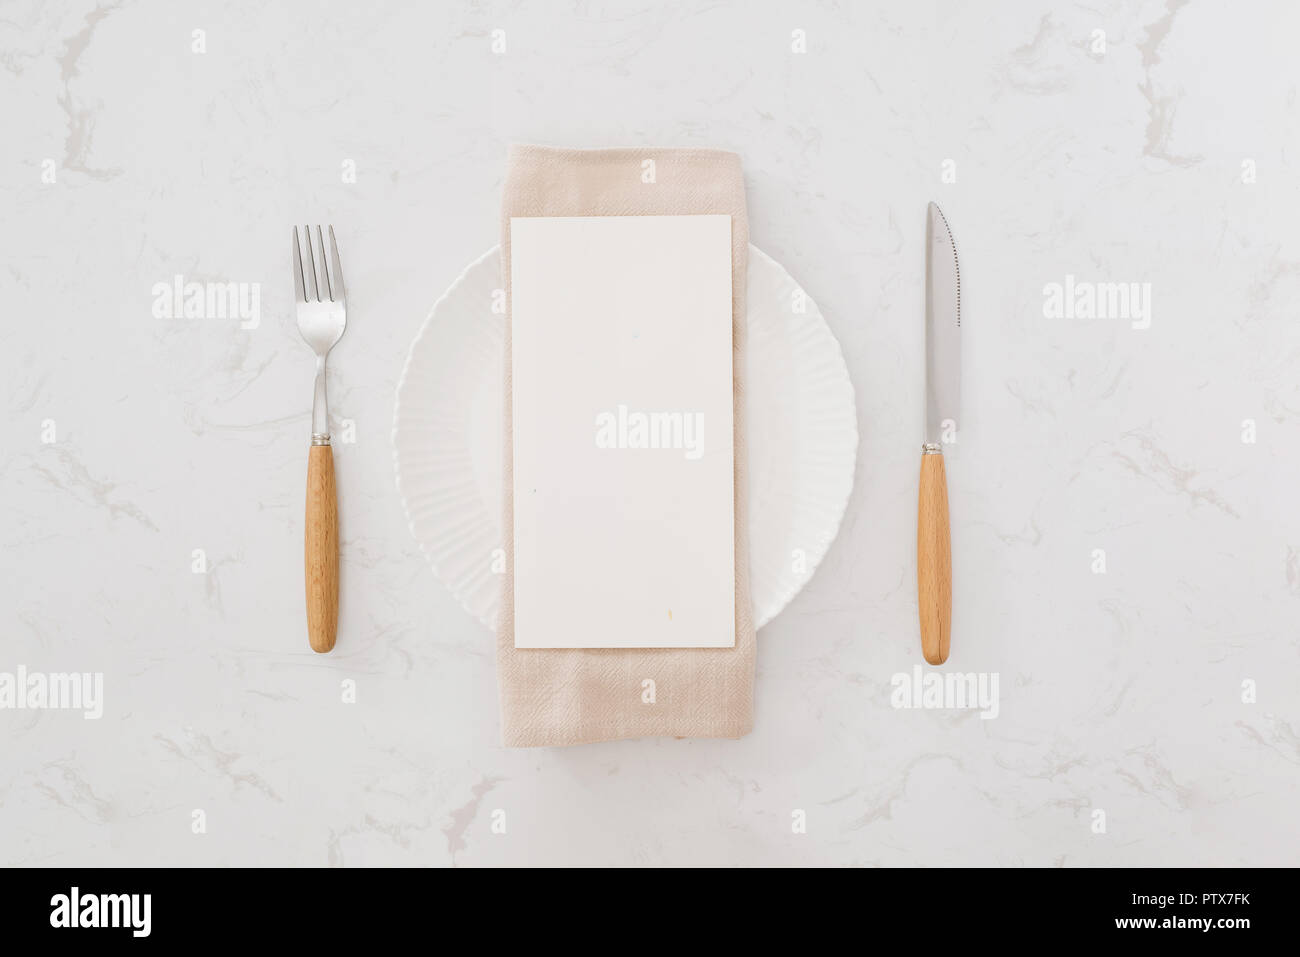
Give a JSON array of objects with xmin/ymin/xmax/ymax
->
[{"xmin": 292, "ymin": 225, "xmax": 345, "ymax": 304}]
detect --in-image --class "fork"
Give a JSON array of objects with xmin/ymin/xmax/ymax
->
[{"xmin": 292, "ymin": 225, "xmax": 347, "ymax": 653}]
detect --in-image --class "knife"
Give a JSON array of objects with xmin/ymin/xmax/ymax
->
[{"xmin": 919, "ymin": 202, "xmax": 960, "ymax": 665}]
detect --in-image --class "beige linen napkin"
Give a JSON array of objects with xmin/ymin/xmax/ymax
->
[{"xmin": 497, "ymin": 144, "xmax": 755, "ymax": 747}]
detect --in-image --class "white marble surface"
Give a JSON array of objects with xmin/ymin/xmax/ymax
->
[{"xmin": 2, "ymin": 0, "xmax": 1298, "ymax": 867}]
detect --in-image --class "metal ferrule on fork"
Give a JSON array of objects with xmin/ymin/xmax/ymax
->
[{"xmin": 311, "ymin": 356, "xmax": 330, "ymax": 445}]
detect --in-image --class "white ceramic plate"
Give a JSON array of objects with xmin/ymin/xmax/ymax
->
[{"xmin": 393, "ymin": 245, "xmax": 857, "ymax": 632}]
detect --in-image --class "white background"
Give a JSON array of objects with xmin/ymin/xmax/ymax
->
[{"xmin": 2, "ymin": 0, "xmax": 1298, "ymax": 866}]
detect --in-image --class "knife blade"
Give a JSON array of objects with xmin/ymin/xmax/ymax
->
[{"xmin": 919, "ymin": 202, "xmax": 960, "ymax": 665}]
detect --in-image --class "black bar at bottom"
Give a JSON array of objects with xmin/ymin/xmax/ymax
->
[{"xmin": 0, "ymin": 866, "xmax": 1279, "ymax": 943}]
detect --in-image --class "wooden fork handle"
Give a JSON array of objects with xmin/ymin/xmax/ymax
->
[
  {"xmin": 917, "ymin": 445, "xmax": 951, "ymax": 665},
  {"xmin": 305, "ymin": 443, "xmax": 338, "ymax": 653}
]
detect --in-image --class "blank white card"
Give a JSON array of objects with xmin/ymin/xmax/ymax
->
[{"xmin": 510, "ymin": 215, "xmax": 735, "ymax": 649}]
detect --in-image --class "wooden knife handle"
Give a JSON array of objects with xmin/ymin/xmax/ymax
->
[
  {"xmin": 917, "ymin": 446, "xmax": 951, "ymax": 665},
  {"xmin": 305, "ymin": 444, "xmax": 338, "ymax": 654}
]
